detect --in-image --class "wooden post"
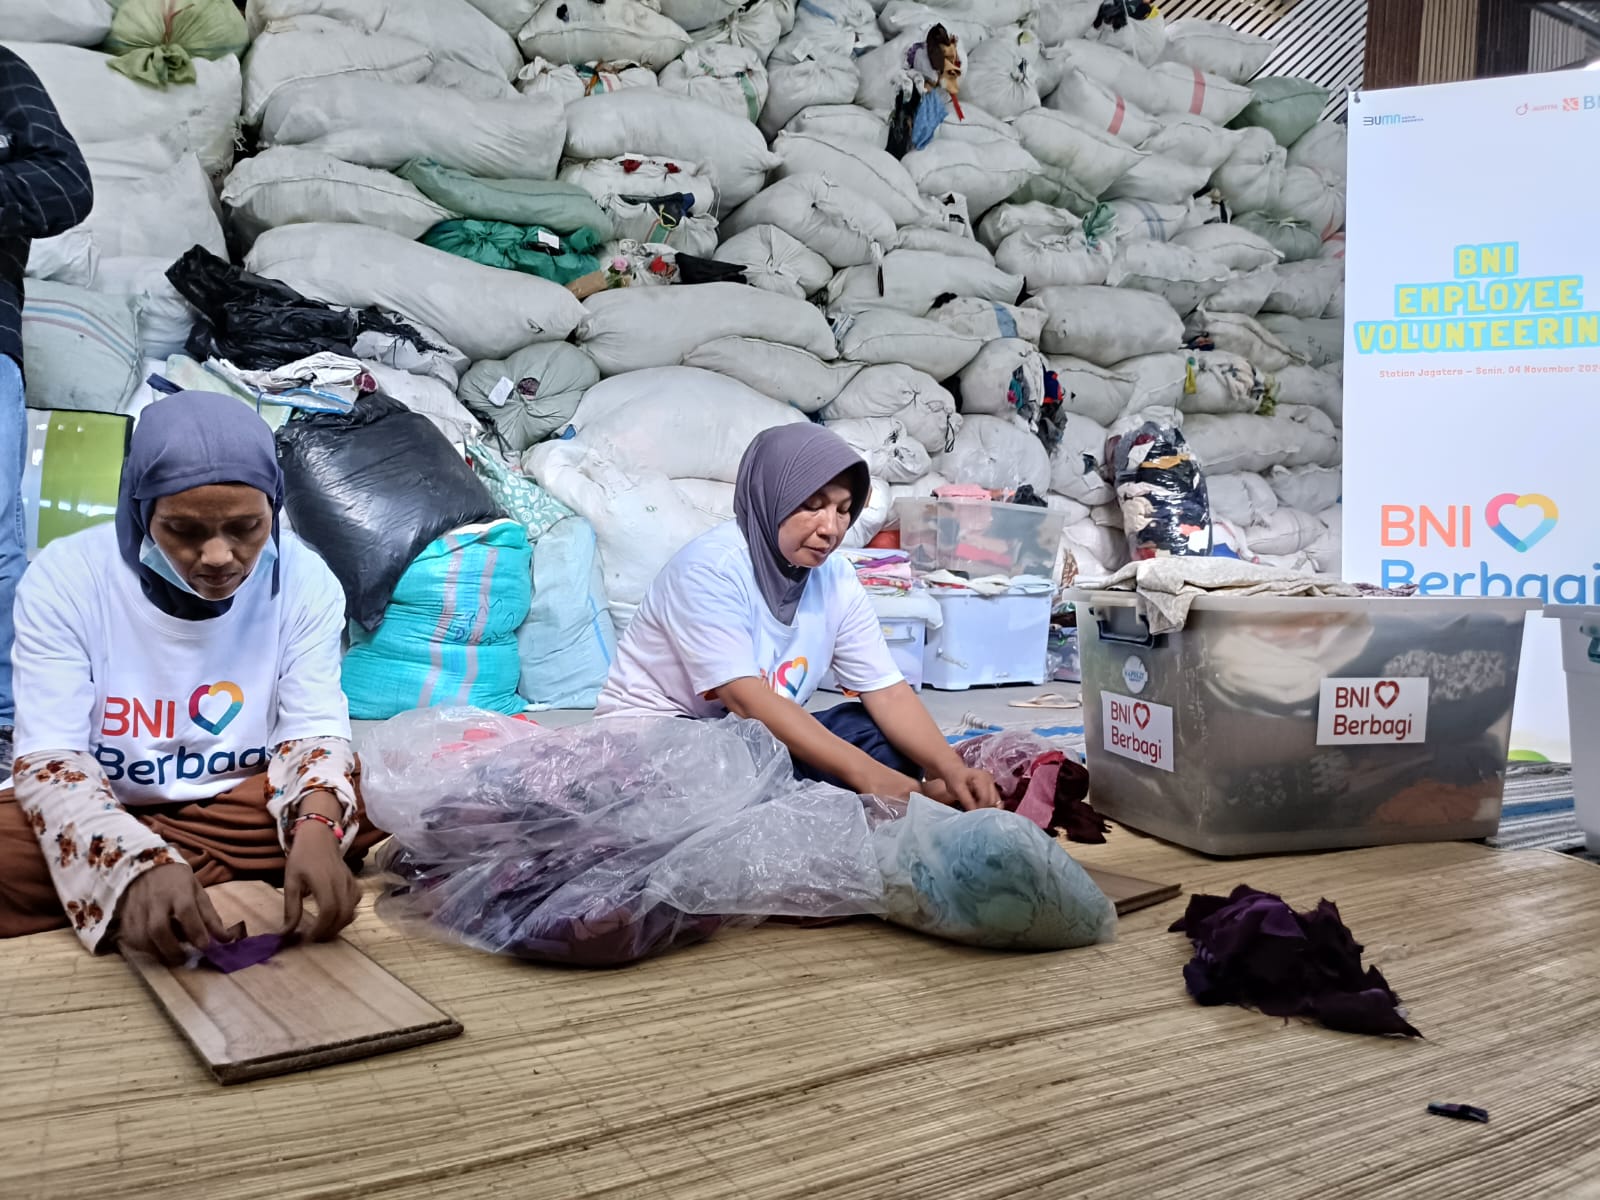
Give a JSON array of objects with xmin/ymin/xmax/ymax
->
[{"xmin": 1365, "ymin": 0, "xmax": 1427, "ymax": 88}]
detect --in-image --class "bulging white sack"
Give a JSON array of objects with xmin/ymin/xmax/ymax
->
[
  {"xmin": 1107, "ymin": 241, "xmax": 1230, "ymax": 315},
  {"xmin": 762, "ymin": 57, "xmax": 860, "ymax": 137},
  {"xmin": 1287, "ymin": 121, "xmax": 1347, "ymax": 187},
  {"xmin": 785, "ymin": 102, "xmax": 886, "ymax": 145},
  {"xmin": 1159, "ymin": 19, "xmax": 1272, "ymax": 84},
  {"xmin": 516, "ymin": 58, "xmax": 658, "ymax": 106},
  {"xmin": 716, "ymin": 225, "xmax": 834, "ymax": 299},
  {"xmin": 900, "ymin": 136, "xmax": 1044, "ymax": 217},
  {"xmin": 721, "ymin": 174, "xmax": 895, "ymax": 268},
  {"xmin": 564, "ymin": 90, "xmax": 781, "ymax": 212},
  {"xmin": 1048, "ymin": 411, "xmax": 1114, "ymax": 505},
  {"xmin": 826, "ymin": 250, "xmax": 1022, "ymax": 319},
  {"xmin": 1184, "ymin": 310, "xmax": 1305, "ymax": 373},
  {"xmin": 658, "ymin": 0, "xmax": 743, "ymax": 32},
  {"xmin": 835, "ymin": 309, "xmax": 987, "ymax": 378},
  {"xmin": 250, "ymin": 0, "xmax": 522, "ymax": 78},
  {"xmin": 1256, "ymin": 314, "xmax": 1343, "ymax": 368},
  {"xmin": 0, "ymin": 0, "xmax": 112, "ymax": 45},
  {"xmin": 1205, "ymin": 265, "xmax": 1277, "ymax": 316},
  {"xmin": 977, "ymin": 200, "xmax": 1081, "ymax": 251},
  {"xmin": 961, "ymin": 31, "xmax": 1044, "ymax": 119},
  {"xmin": 929, "ymin": 297, "xmax": 1047, "ymax": 346},
  {"xmin": 1048, "ymin": 355, "xmax": 1135, "ymax": 425},
  {"xmin": 569, "ymin": 366, "xmax": 807, "ymax": 481},
  {"xmin": 1262, "ymin": 259, "xmax": 1344, "ymax": 318},
  {"xmin": 80, "ymin": 152, "xmax": 226, "ymax": 262},
  {"xmin": 1099, "ymin": 196, "xmax": 1207, "ymax": 244},
  {"xmin": 1211, "ymin": 126, "xmax": 1285, "ymax": 214},
  {"xmin": 823, "ymin": 364, "xmax": 960, "ymax": 453},
  {"xmin": 934, "ymin": 415, "xmax": 1050, "ymax": 493},
  {"xmin": 958, "ymin": 339, "xmax": 1048, "ymax": 428},
  {"xmin": 1275, "ymin": 164, "xmax": 1345, "ymax": 241},
  {"xmin": 1012, "ymin": 107, "xmax": 1146, "ymax": 196},
  {"xmin": 1245, "ymin": 506, "xmax": 1324, "ymax": 557},
  {"xmin": 241, "ymin": 27, "xmax": 435, "ymax": 124},
  {"xmin": 682, "ymin": 337, "xmax": 863, "ymax": 412},
  {"xmin": 823, "ymin": 417, "xmax": 933, "ymax": 484},
  {"xmin": 1208, "ymin": 472, "xmax": 1278, "ymax": 528},
  {"xmin": 1140, "ymin": 112, "xmax": 1239, "ymax": 171},
  {"xmin": 1274, "ymin": 364, "xmax": 1343, "ymax": 421},
  {"xmin": 516, "ymin": 0, "xmax": 691, "ymax": 68},
  {"xmin": 560, "ymin": 153, "xmax": 719, "ymax": 215},
  {"xmin": 222, "ymin": 147, "xmax": 452, "ymax": 243},
  {"xmin": 1269, "ymin": 464, "xmax": 1342, "ymax": 514},
  {"xmin": 895, "ymin": 226, "xmax": 993, "ymax": 261},
  {"xmin": 659, "ymin": 43, "xmax": 769, "ymax": 120},
  {"xmin": 1043, "ymin": 67, "xmax": 1160, "ymax": 145},
  {"xmin": 1025, "ymin": 285, "xmax": 1185, "ymax": 365},
  {"xmin": 994, "ymin": 229, "xmax": 1113, "ymax": 291},
  {"xmin": 1103, "ymin": 152, "xmax": 1212, "ymax": 205},
  {"xmin": 578, "ymin": 282, "xmax": 837, "ymax": 374},
  {"xmin": 245, "ymin": 222, "xmax": 586, "ymax": 361},
  {"xmin": 691, "ymin": 0, "xmax": 785, "ymax": 60},
  {"xmin": 6, "ymin": 41, "xmax": 241, "ymax": 176},
  {"xmin": 525, "ymin": 438, "xmax": 719, "ymax": 628},
  {"xmin": 1171, "ymin": 223, "xmax": 1282, "ymax": 272},
  {"xmin": 260, "ymin": 77, "xmax": 567, "ymax": 180},
  {"xmin": 774, "ymin": 131, "xmax": 936, "ymax": 226}
]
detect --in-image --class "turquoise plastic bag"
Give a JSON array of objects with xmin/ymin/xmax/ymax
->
[
  {"xmin": 343, "ymin": 520, "xmax": 532, "ymax": 719},
  {"xmin": 517, "ymin": 516, "xmax": 618, "ymax": 711}
]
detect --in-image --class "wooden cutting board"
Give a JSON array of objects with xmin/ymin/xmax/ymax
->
[
  {"xmin": 1083, "ymin": 867, "xmax": 1182, "ymax": 917},
  {"xmin": 123, "ymin": 880, "xmax": 462, "ymax": 1085}
]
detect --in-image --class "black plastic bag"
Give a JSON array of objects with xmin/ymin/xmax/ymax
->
[
  {"xmin": 276, "ymin": 394, "xmax": 502, "ymax": 631},
  {"xmin": 674, "ymin": 255, "xmax": 747, "ymax": 285},
  {"xmin": 167, "ymin": 247, "xmax": 433, "ymax": 371}
]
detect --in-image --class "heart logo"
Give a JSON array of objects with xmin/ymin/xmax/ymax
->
[
  {"xmin": 1374, "ymin": 680, "xmax": 1400, "ymax": 710},
  {"xmin": 1133, "ymin": 702, "xmax": 1151, "ymax": 730},
  {"xmin": 189, "ymin": 681, "xmax": 245, "ymax": 735},
  {"xmin": 774, "ymin": 656, "xmax": 809, "ymax": 698},
  {"xmin": 1485, "ymin": 492, "xmax": 1559, "ymax": 553}
]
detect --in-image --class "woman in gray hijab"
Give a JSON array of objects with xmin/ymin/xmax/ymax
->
[
  {"xmin": 598, "ymin": 424, "xmax": 1001, "ymax": 810},
  {"xmin": 0, "ymin": 392, "xmax": 384, "ymax": 961}
]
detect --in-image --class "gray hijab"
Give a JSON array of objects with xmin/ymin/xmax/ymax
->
[{"xmin": 734, "ymin": 423, "xmax": 870, "ymax": 625}]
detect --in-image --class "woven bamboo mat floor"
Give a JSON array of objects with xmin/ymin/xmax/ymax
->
[{"xmin": 6, "ymin": 831, "xmax": 1600, "ymax": 1200}]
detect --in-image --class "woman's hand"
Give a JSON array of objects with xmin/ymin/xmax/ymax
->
[
  {"xmin": 924, "ymin": 765, "xmax": 1004, "ymax": 812},
  {"xmin": 279, "ymin": 802, "xmax": 360, "ymax": 941},
  {"xmin": 116, "ymin": 861, "xmax": 230, "ymax": 966}
]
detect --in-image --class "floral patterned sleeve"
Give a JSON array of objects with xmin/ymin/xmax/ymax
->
[
  {"xmin": 13, "ymin": 751, "xmax": 178, "ymax": 952},
  {"xmin": 266, "ymin": 737, "xmax": 360, "ymax": 851}
]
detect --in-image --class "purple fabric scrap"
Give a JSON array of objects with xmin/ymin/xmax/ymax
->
[
  {"xmin": 201, "ymin": 933, "xmax": 287, "ymax": 974},
  {"xmin": 1169, "ymin": 884, "xmax": 1422, "ymax": 1039}
]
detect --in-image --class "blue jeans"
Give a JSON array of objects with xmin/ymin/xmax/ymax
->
[
  {"xmin": 0, "ymin": 354, "xmax": 24, "ymax": 726},
  {"xmin": 796, "ymin": 703, "xmax": 921, "ymax": 789}
]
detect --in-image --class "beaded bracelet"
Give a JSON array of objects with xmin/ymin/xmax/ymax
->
[{"xmin": 291, "ymin": 812, "xmax": 345, "ymax": 841}]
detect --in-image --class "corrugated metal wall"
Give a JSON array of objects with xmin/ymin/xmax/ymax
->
[
  {"xmin": 1160, "ymin": 0, "xmax": 1365, "ymax": 120},
  {"xmin": 1415, "ymin": 0, "xmax": 1480, "ymax": 82},
  {"xmin": 1529, "ymin": 8, "xmax": 1599, "ymax": 68}
]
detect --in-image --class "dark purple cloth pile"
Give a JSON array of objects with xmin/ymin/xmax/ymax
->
[{"xmin": 1169, "ymin": 885, "xmax": 1421, "ymax": 1038}]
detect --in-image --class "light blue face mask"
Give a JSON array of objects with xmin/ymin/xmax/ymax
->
[{"xmin": 139, "ymin": 535, "xmax": 277, "ymax": 598}]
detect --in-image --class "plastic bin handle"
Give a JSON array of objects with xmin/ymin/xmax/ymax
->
[
  {"xmin": 1589, "ymin": 635, "xmax": 1600, "ymax": 665},
  {"xmin": 1089, "ymin": 606, "xmax": 1163, "ymax": 649}
]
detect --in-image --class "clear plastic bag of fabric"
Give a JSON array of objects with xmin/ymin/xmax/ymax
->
[
  {"xmin": 362, "ymin": 711, "xmax": 890, "ymax": 965},
  {"xmin": 1111, "ymin": 420, "xmax": 1214, "ymax": 559},
  {"xmin": 361, "ymin": 710, "xmax": 1116, "ymax": 965},
  {"xmin": 872, "ymin": 795, "xmax": 1116, "ymax": 951}
]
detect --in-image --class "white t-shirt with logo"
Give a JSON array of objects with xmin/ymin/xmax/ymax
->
[
  {"xmin": 12, "ymin": 523, "xmax": 351, "ymax": 805},
  {"xmin": 596, "ymin": 522, "xmax": 903, "ymax": 719}
]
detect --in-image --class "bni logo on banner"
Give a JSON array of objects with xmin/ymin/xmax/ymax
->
[{"xmin": 1376, "ymin": 492, "xmax": 1597, "ymax": 602}]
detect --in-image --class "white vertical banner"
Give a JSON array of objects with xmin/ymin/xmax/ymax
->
[{"xmin": 1344, "ymin": 73, "xmax": 1600, "ymax": 760}]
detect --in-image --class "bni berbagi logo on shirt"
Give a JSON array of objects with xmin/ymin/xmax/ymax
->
[{"xmin": 96, "ymin": 680, "xmax": 268, "ymax": 785}]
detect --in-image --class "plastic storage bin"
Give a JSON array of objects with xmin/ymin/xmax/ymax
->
[
  {"xmin": 923, "ymin": 592, "xmax": 1052, "ymax": 690},
  {"xmin": 897, "ymin": 498, "xmax": 1067, "ymax": 580},
  {"xmin": 1069, "ymin": 589, "xmax": 1536, "ymax": 856},
  {"xmin": 820, "ymin": 618, "xmax": 928, "ymax": 693},
  {"xmin": 1546, "ymin": 604, "xmax": 1600, "ymax": 853}
]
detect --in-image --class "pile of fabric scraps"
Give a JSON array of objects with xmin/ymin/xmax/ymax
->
[
  {"xmin": 206, "ymin": 351, "xmax": 371, "ymax": 413},
  {"xmin": 1111, "ymin": 421, "xmax": 1215, "ymax": 560},
  {"xmin": 958, "ymin": 731, "xmax": 1107, "ymax": 843},
  {"xmin": 360, "ymin": 709, "xmax": 1117, "ymax": 964},
  {"xmin": 1169, "ymin": 885, "xmax": 1422, "ymax": 1038},
  {"xmin": 1094, "ymin": 557, "xmax": 1363, "ymax": 636},
  {"xmin": 923, "ymin": 570, "xmax": 1054, "ymax": 597},
  {"xmin": 844, "ymin": 548, "xmax": 914, "ymax": 596}
]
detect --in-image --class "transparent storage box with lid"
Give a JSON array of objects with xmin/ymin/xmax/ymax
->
[
  {"xmin": 896, "ymin": 498, "xmax": 1067, "ymax": 581},
  {"xmin": 1068, "ymin": 589, "xmax": 1537, "ymax": 856},
  {"xmin": 1545, "ymin": 604, "xmax": 1600, "ymax": 852}
]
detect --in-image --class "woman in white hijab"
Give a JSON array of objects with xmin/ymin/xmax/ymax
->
[{"xmin": 597, "ymin": 424, "xmax": 1000, "ymax": 809}]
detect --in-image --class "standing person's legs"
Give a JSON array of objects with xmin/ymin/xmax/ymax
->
[
  {"xmin": 0, "ymin": 355, "xmax": 25, "ymax": 763},
  {"xmin": 794, "ymin": 701, "xmax": 923, "ymax": 789}
]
